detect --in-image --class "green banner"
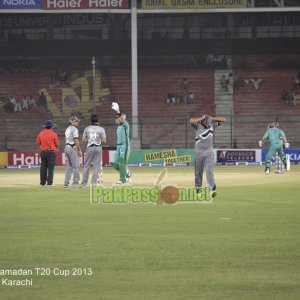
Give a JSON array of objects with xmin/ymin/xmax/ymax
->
[{"xmin": 128, "ymin": 149, "xmax": 195, "ymax": 164}]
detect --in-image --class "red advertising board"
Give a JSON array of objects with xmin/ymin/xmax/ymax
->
[{"xmin": 42, "ymin": 0, "xmax": 129, "ymax": 9}]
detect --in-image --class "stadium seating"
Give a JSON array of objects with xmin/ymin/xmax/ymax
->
[
  {"xmin": 1, "ymin": 55, "xmax": 300, "ymax": 151},
  {"xmin": 232, "ymin": 54, "xmax": 300, "ymax": 148}
]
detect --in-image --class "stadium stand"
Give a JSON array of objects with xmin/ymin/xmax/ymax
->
[
  {"xmin": 0, "ymin": 57, "xmax": 216, "ymax": 150},
  {"xmin": 1, "ymin": 54, "xmax": 300, "ymax": 150},
  {"xmin": 232, "ymin": 55, "xmax": 300, "ymax": 148}
]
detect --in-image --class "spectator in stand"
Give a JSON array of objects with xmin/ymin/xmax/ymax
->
[
  {"xmin": 188, "ymin": 92, "xmax": 194, "ymax": 104},
  {"xmin": 206, "ymin": 54, "xmax": 214, "ymax": 68},
  {"xmin": 21, "ymin": 95, "xmax": 29, "ymax": 110},
  {"xmin": 227, "ymin": 73, "xmax": 234, "ymax": 94},
  {"xmin": 250, "ymin": 78, "xmax": 262, "ymax": 90},
  {"xmin": 9, "ymin": 95, "xmax": 16, "ymax": 109},
  {"xmin": 15, "ymin": 98, "xmax": 22, "ymax": 113},
  {"xmin": 292, "ymin": 92, "xmax": 300, "ymax": 106},
  {"xmin": 4, "ymin": 97, "xmax": 14, "ymax": 113},
  {"xmin": 28, "ymin": 95, "xmax": 37, "ymax": 108},
  {"xmin": 180, "ymin": 78, "xmax": 191, "ymax": 104},
  {"xmin": 213, "ymin": 55, "xmax": 223, "ymax": 68},
  {"xmin": 220, "ymin": 74, "xmax": 228, "ymax": 90},
  {"xmin": 166, "ymin": 93, "xmax": 176, "ymax": 104},
  {"xmin": 166, "ymin": 94, "xmax": 171, "ymax": 104},
  {"xmin": 15, "ymin": 100, "xmax": 23, "ymax": 112},
  {"xmin": 9, "ymin": 95, "xmax": 21, "ymax": 112},
  {"xmin": 281, "ymin": 89, "xmax": 293, "ymax": 106},
  {"xmin": 39, "ymin": 92, "xmax": 47, "ymax": 109},
  {"xmin": 221, "ymin": 56, "xmax": 228, "ymax": 69}
]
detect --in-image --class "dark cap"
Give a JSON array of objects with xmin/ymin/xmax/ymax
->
[
  {"xmin": 44, "ymin": 120, "xmax": 53, "ymax": 128},
  {"xmin": 91, "ymin": 114, "xmax": 99, "ymax": 124}
]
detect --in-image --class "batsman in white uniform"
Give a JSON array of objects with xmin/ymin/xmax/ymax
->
[
  {"xmin": 80, "ymin": 114, "xmax": 106, "ymax": 187},
  {"xmin": 64, "ymin": 116, "xmax": 82, "ymax": 188},
  {"xmin": 190, "ymin": 115, "xmax": 226, "ymax": 198}
]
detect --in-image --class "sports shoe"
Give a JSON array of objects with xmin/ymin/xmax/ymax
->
[
  {"xmin": 73, "ymin": 184, "xmax": 79, "ymax": 188},
  {"xmin": 210, "ymin": 191, "xmax": 217, "ymax": 198},
  {"xmin": 265, "ymin": 169, "xmax": 270, "ymax": 174},
  {"xmin": 116, "ymin": 178, "xmax": 129, "ymax": 184},
  {"xmin": 47, "ymin": 184, "xmax": 55, "ymax": 187},
  {"xmin": 40, "ymin": 184, "xmax": 46, "ymax": 187},
  {"xmin": 126, "ymin": 171, "xmax": 132, "ymax": 178},
  {"xmin": 64, "ymin": 184, "xmax": 70, "ymax": 188},
  {"xmin": 275, "ymin": 170, "xmax": 283, "ymax": 174},
  {"xmin": 80, "ymin": 184, "xmax": 87, "ymax": 188}
]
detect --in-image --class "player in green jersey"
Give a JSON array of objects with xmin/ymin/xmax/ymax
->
[
  {"xmin": 259, "ymin": 123, "xmax": 287, "ymax": 174},
  {"xmin": 111, "ymin": 102, "xmax": 131, "ymax": 184}
]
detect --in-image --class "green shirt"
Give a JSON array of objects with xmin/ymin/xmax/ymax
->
[
  {"xmin": 117, "ymin": 120, "xmax": 130, "ymax": 146},
  {"xmin": 263, "ymin": 128, "xmax": 284, "ymax": 146}
]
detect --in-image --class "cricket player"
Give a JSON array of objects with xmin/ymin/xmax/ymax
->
[
  {"xmin": 259, "ymin": 123, "xmax": 287, "ymax": 174},
  {"xmin": 80, "ymin": 114, "xmax": 106, "ymax": 187},
  {"xmin": 64, "ymin": 116, "xmax": 82, "ymax": 188},
  {"xmin": 111, "ymin": 102, "xmax": 131, "ymax": 184},
  {"xmin": 190, "ymin": 114, "xmax": 226, "ymax": 197},
  {"xmin": 274, "ymin": 122, "xmax": 289, "ymax": 173}
]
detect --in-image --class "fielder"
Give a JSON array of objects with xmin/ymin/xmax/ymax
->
[
  {"xmin": 111, "ymin": 102, "xmax": 131, "ymax": 184},
  {"xmin": 64, "ymin": 116, "xmax": 82, "ymax": 188},
  {"xmin": 80, "ymin": 114, "xmax": 106, "ymax": 187},
  {"xmin": 259, "ymin": 122, "xmax": 288, "ymax": 174},
  {"xmin": 190, "ymin": 114, "xmax": 226, "ymax": 198}
]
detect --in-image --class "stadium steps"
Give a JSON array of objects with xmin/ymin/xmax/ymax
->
[
  {"xmin": 1, "ymin": 115, "xmax": 46, "ymax": 151},
  {"xmin": 214, "ymin": 70, "xmax": 233, "ymax": 148}
]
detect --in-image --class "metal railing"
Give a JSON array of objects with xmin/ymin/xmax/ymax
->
[{"xmin": 1, "ymin": 113, "xmax": 299, "ymax": 151}]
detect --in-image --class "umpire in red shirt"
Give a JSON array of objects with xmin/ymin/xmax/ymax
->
[{"xmin": 36, "ymin": 120, "xmax": 60, "ymax": 187}]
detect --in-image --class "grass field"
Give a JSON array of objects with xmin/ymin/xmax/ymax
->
[{"xmin": 0, "ymin": 165, "xmax": 300, "ymax": 300}]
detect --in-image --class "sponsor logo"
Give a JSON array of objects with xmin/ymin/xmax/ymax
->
[
  {"xmin": 0, "ymin": 0, "xmax": 39, "ymax": 8},
  {"xmin": 91, "ymin": 186, "xmax": 212, "ymax": 204},
  {"xmin": 42, "ymin": 0, "xmax": 129, "ymax": 9}
]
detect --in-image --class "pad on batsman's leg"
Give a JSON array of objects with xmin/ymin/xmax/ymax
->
[{"xmin": 286, "ymin": 154, "xmax": 291, "ymax": 171}]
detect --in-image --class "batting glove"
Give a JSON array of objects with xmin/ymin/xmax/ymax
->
[
  {"xmin": 112, "ymin": 102, "xmax": 119, "ymax": 112},
  {"xmin": 285, "ymin": 142, "xmax": 290, "ymax": 149},
  {"xmin": 258, "ymin": 140, "xmax": 263, "ymax": 147}
]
